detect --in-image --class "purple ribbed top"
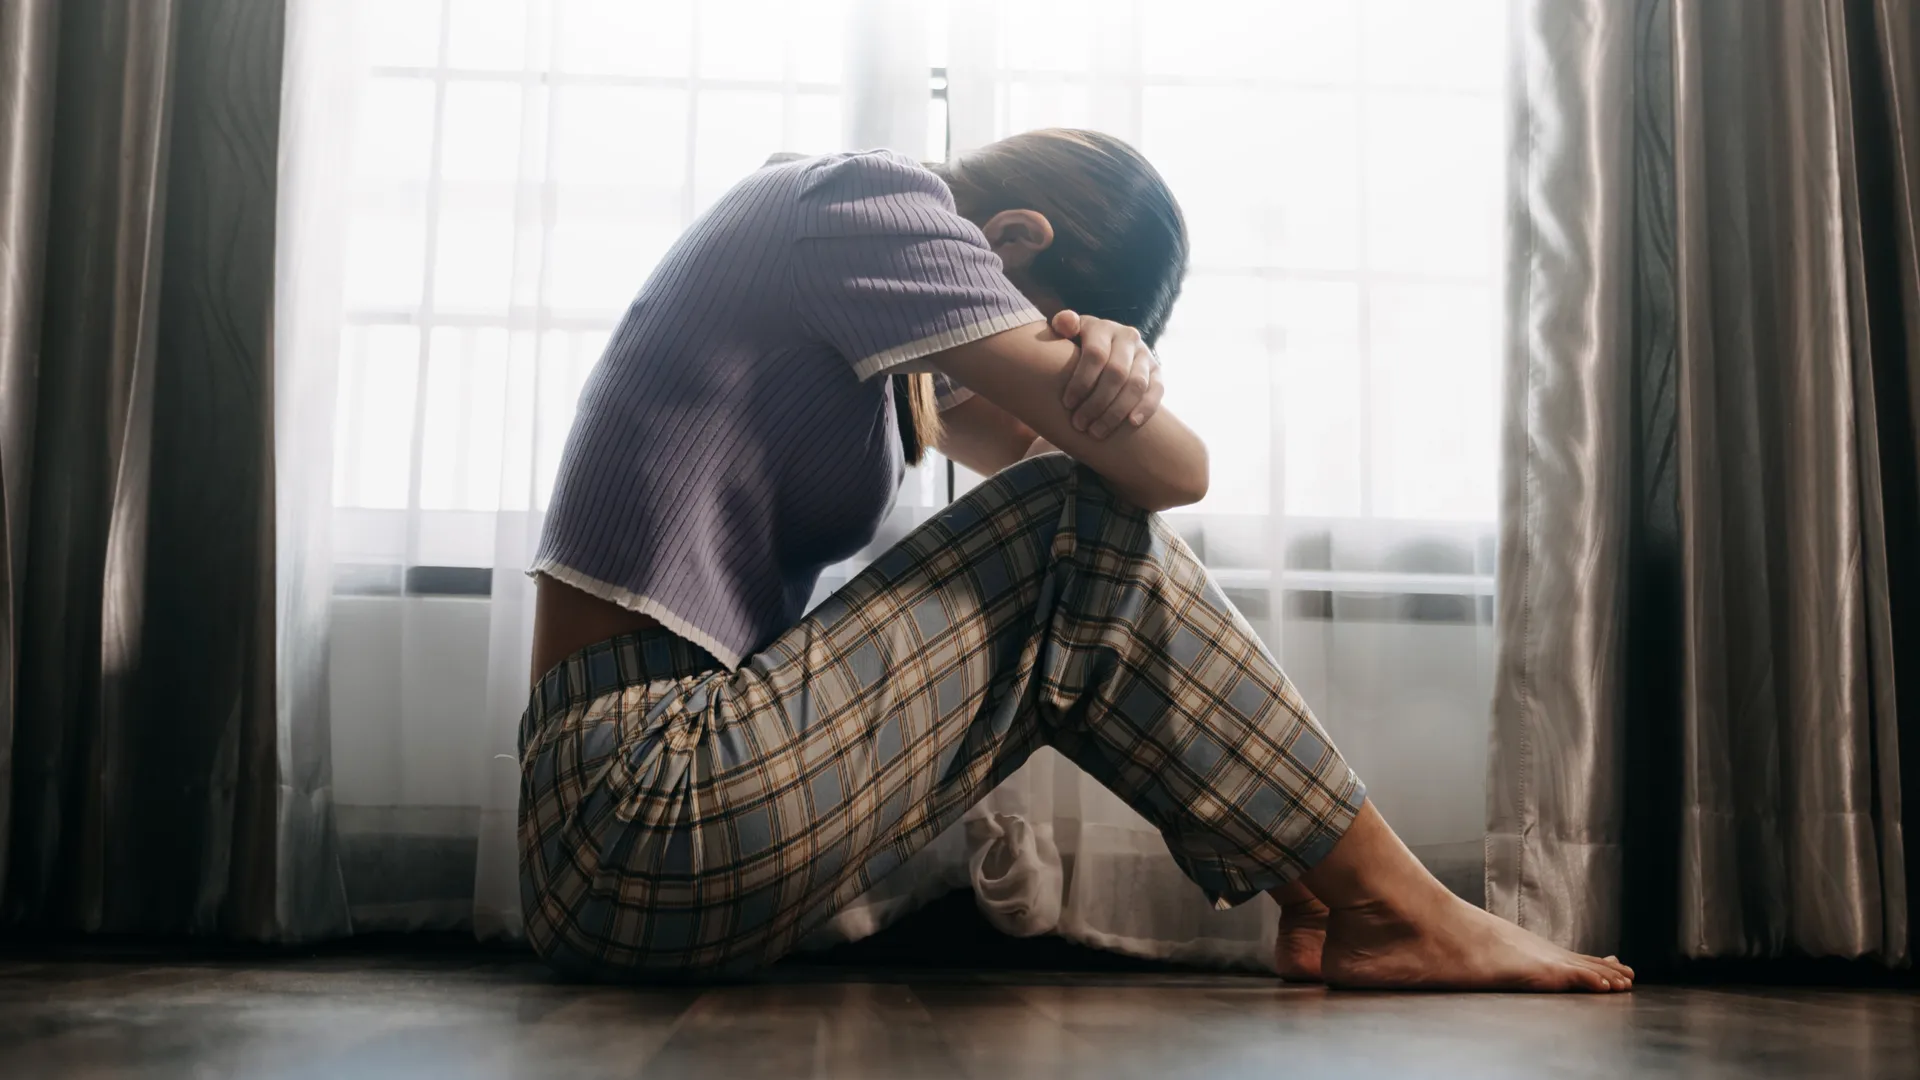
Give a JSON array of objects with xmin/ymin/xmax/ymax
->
[{"xmin": 533, "ymin": 150, "xmax": 1041, "ymax": 668}]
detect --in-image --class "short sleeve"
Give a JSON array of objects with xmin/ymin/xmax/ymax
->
[{"xmin": 792, "ymin": 151, "xmax": 1042, "ymax": 382}]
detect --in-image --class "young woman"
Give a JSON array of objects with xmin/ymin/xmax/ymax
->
[{"xmin": 519, "ymin": 129, "xmax": 1633, "ymax": 992}]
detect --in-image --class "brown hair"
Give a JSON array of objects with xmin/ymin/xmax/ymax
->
[
  {"xmin": 892, "ymin": 370, "xmax": 943, "ymax": 465},
  {"xmin": 894, "ymin": 129, "xmax": 1189, "ymax": 465}
]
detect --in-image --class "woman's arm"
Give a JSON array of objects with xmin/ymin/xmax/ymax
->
[
  {"xmin": 938, "ymin": 311, "xmax": 1169, "ymax": 477},
  {"xmin": 931, "ymin": 322, "xmax": 1209, "ymax": 511},
  {"xmin": 935, "ymin": 394, "xmax": 1037, "ymax": 476}
]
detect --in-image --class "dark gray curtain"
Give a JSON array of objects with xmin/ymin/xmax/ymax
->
[
  {"xmin": 1490, "ymin": 0, "xmax": 1917, "ymax": 967},
  {"xmin": 0, "ymin": 0, "xmax": 316, "ymax": 937}
]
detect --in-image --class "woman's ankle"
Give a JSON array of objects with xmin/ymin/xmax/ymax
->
[
  {"xmin": 1269, "ymin": 879, "xmax": 1329, "ymax": 917},
  {"xmin": 1296, "ymin": 800, "xmax": 1452, "ymax": 916}
]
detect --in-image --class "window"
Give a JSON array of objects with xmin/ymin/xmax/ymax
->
[
  {"xmin": 329, "ymin": 0, "xmax": 1504, "ymax": 612},
  {"xmin": 935, "ymin": 0, "xmax": 1506, "ymax": 618}
]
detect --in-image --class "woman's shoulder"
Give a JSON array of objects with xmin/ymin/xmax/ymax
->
[
  {"xmin": 797, "ymin": 148, "xmax": 937, "ymax": 187},
  {"xmin": 793, "ymin": 150, "xmax": 961, "ymax": 240}
]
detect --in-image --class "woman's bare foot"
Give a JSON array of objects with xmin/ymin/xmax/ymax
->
[
  {"xmin": 1300, "ymin": 801, "xmax": 1633, "ymax": 993},
  {"xmin": 1320, "ymin": 891, "xmax": 1634, "ymax": 992},
  {"xmin": 1271, "ymin": 885, "xmax": 1329, "ymax": 983}
]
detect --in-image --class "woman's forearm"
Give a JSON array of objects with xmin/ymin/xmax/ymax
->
[
  {"xmin": 931, "ymin": 324, "xmax": 1210, "ymax": 511},
  {"xmin": 935, "ymin": 394, "xmax": 1039, "ymax": 476}
]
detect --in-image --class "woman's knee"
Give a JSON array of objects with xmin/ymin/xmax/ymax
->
[{"xmin": 967, "ymin": 454, "xmax": 1156, "ymax": 543}]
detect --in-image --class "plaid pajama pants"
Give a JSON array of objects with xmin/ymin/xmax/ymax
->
[{"xmin": 519, "ymin": 454, "xmax": 1366, "ymax": 979}]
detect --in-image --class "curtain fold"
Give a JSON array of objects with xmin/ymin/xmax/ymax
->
[
  {"xmin": 1492, "ymin": 0, "xmax": 1915, "ymax": 965},
  {"xmin": 0, "ymin": 0, "xmax": 59, "ymax": 902},
  {"xmin": 0, "ymin": 0, "xmax": 312, "ymax": 938},
  {"xmin": 1486, "ymin": 0, "xmax": 1637, "ymax": 954}
]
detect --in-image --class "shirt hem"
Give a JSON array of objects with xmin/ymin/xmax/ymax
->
[
  {"xmin": 848, "ymin": 309, "xmax": 1044, "ymax": 382},
  {"xmin": 527, "ymin": 561, "xmax": 745, "ymax": 670}
]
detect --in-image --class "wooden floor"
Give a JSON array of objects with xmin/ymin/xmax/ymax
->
[{"xmin": 2, "ymin": 951, "xmax": 1917, "ymax": 1079}]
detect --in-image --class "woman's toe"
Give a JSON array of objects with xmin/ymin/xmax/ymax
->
[
  {"xmin": 1576, "ymin": 959, "xmax": 1626, "ymax": 991},
  {"xmin": 1564, "ymin": 963, "xmax": 1611, "ymax": 992},
  {"xmin": 1598, "ymin": 957, "xmax": 1634, "ymax": 981}
]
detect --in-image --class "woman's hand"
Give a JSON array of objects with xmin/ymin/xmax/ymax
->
[
  {"xmin": 931, "ymin": 322, "xmax": 1209, "ymax": 510},
  {"xmin": 1053, "ymin": 310, "xmax": 1164, "ymax": 439}
]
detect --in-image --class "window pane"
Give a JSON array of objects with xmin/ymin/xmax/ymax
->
[
  {"xmin": 790, "ymin": 92, "xmax": 846, "ymax": 156},
  {"xmin": 499, "ymin": 331, "xmax": 540, "ymax": 511},
  {"xmin": 1369, "ymin": 284, "xmax": 1498, "ymax": 521},
  {"xmin": 1141, "ymin": 87, "xmax": 1266, "ymax": 269},
  {"xmin": 1000, "ymin": 0, "xmax": 1096, "ymax": 73},
  {"xmin": 1363, "ymin": 92, "xmax": 1502, "ymax": 276},
  {"xmin": 432, "ymin": 202, "xmax": 515, "ymax": 313},
  {"xmin": 344, "ymin": 208, "xmax": 428, "ymax": 309},
  {"xmin": 696, "ymin": 0, "xmax": 792, "ymax": 80},
  {"xmin": 534, "ymin": 330, "xmax": 606, "ymax": 507},
  {"xmin": 547, "ymin": 209, "xmax": 683, "ymax": 315},
  {"xmin": 420, "ymin": 328, "xmax": 510, "ymax": 511},
  {"xmin": 1005, "ymin": 82, "xmax": 1091, "ymax": 133},
  {"xmin": 1363, "ymin": 0, "xmax": 1505, "ymax": 90},
  {"xmin": 439, "ymin": 82, "xmax": 524, "ymax": 182},
  {"xmin": 926, "ymin": 0, "xmax": 949, "ymax": 69},
  {"xmin": 788, "ymin": 0, "xmax": 849, "ymax": 84},
  {"xmin": 1142, "ymin": 87, "xmax": 1361, "ymax": 271},
  {"xmin": 552, "ymin": 86, "xmax": 687, "ymax": 188},
  {"xmin": 1141, "ymin": 0, "xmax": 1358, "ymax": 83},
  {"xmin": 360, "ymin": 0, "xmax": 444, "ymax": 69},
  {"xmin": 1277, "ymin": 282, "xmax": 1365, "ymax": 519},
  {"xmin": 925, "ymin": 96, "xmax": 947, "ymax": 162},
  {"xmin": 351, "ymin": 77, "xmax": 436, "ymax": 187},
  {"xmin": 1157, "ymin": 275, "xmax": 1273, "ymax": 514},
  {"xmin": 559, "ymin": 0, "xmax": 693, "ymax": 76},
  {"xmin": 334, "ymin": 326, "xmax": 421, "ymax": 510},
  {"xmin": 694, "ymin": 92, "xmax": 786, "ymax": 211},
  {"xmin": 445, "ymin": 0, "xmax": 529, "ymax": 70}
]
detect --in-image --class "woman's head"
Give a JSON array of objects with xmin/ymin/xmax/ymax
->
[
  {"xmin": 895, "ymin": 129, "xmax": 1187, "ymax": 465},
  {"xmin": 930, "ymin": 129, "xmax": 1189, "ymax": 344}
]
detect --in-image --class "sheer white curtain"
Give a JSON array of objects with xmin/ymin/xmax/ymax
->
[
  {"xmin": 279, "ymin": 0, "xmax": 884, "ymax": 934},
  {"xmin": 276, "ymin": 0, "xmax": 1506, "ymax": 963}
]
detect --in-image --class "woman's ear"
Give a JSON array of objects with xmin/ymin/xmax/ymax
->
[{"xmin": 980, "ymin": 209, "xmax": 1054, "ymax": 270}]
